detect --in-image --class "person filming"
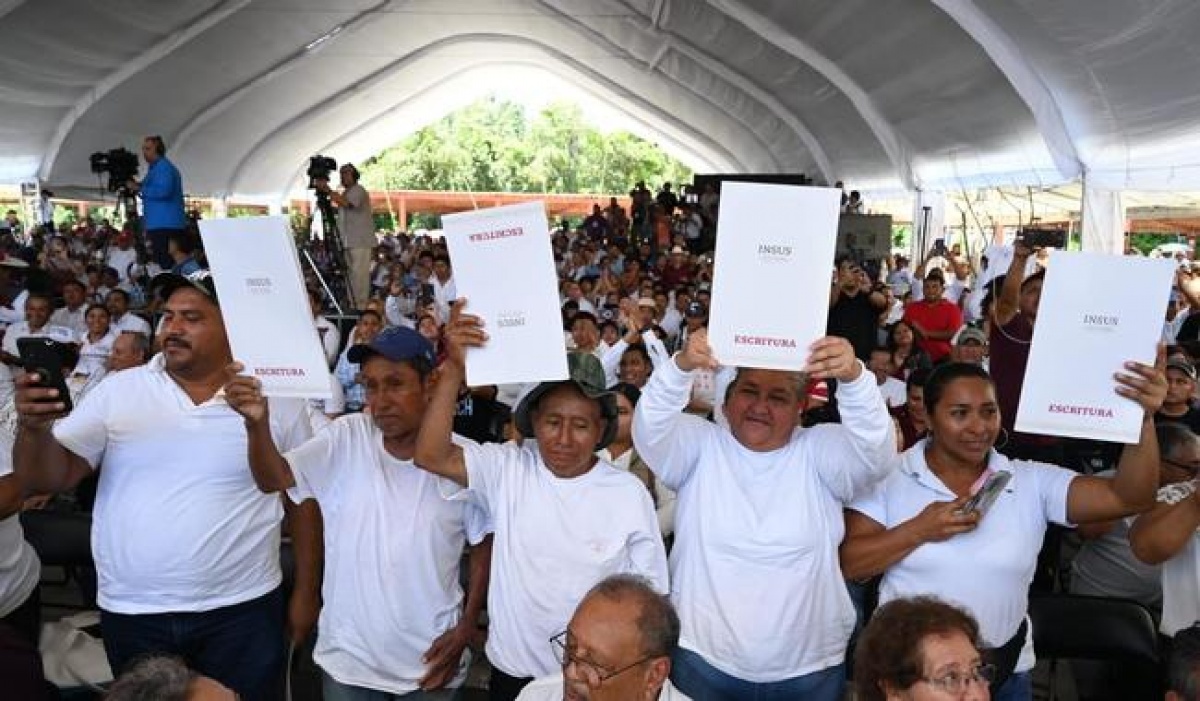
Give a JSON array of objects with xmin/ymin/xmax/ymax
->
[
  {"xmin": 314, "ymin": 163, "xmax": 374, "ymax": 309},
  {"xmin": 124, "ymin": 135, "xmax": 185, "ymax": 270}
]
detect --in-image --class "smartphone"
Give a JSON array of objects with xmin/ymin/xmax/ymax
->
[
  {"xmin": 18, "ymin": 337, "xmax": 74, "ymax": 414},
  {"xmin": 957, "ymin": 471, "xmax": 1012, "ymax": 517},
  {"xmin": 1019, "ymin": 228, "xmax": 1067, "ymax": 249}
]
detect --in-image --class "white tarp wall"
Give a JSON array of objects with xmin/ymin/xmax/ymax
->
[{"xmin": 1080, "ymin": 179, "xmax": 1126, "ymax": 255}]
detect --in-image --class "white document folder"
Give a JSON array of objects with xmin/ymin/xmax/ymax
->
[
  {"xmin": 1015, "ymin": 252, "xmax": 1174, "ymax": 443},
  {"xmin": 442, "ymin": 201, "xmax": 569, "ymax": 387},
  {"xmin": 199, "ymin": 216, "xmax": 332, "ymax": 399},
  {"xmin": 708, "ymin": 182, "xmax": 842, "ymax": 371}
]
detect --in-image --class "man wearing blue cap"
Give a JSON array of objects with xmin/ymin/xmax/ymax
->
[
  {"xmin": 225, "ymin": 325, "xmax": 493, "ymax": 701},
  {"xmin": 414, "ymin": 301, "xmax": 668, "ymax": 701}
]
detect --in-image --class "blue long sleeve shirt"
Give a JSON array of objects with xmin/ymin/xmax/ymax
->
[{"xmin": 140, "ymin": 157, "xmax": 186, "ymax": 230}]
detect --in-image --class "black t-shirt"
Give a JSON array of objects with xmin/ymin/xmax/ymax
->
[
  {"xmin": 828, "ymin": 291, "xmax": 880, "ymax": 361},
  {"xmin": 1156, "ymin": 405, "xmax": 1200, "ymax": 434}
]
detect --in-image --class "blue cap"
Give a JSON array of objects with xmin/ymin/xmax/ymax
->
[{"xmin": 347, "ymin": 326, "xmax": 436, "ymax": 366}]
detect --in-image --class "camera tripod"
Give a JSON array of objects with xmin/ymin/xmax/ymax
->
[{"xmin": 303, "ymin": 190, "xmax": 356, "ymax": 315}]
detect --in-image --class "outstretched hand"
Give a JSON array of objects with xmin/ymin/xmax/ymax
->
[
  {"xmin": 443, "ymin": 300, "xmax": 487, "ymax": 370},
  {"xmin": 805, "ymin": 337, "xmax": 862, "ymax": 382},
  {"xmin": 223, "ymin": 362, "xmax": 269, "ymax": 425},
  {"xmin": 1115, "ymin": 344, "xmax": 1168, "ymax": 417},
  {"xmin": 676, "ymin": 328, "xmax": 718, "ymax": 372}
]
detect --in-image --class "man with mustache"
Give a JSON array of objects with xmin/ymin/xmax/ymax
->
[{"xmin": 13, "ymin": 271, "xmax": 320, "ymax": 701}]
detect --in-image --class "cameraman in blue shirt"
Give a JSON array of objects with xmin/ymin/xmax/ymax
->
[{"xmin": 125, "ymin": 136, "xmax": 185, "ymax": 270}]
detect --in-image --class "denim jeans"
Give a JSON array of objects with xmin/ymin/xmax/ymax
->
[
  {"xmin": 322, "ymin": 671, "xmax": 462, "ymax": 701},
  {"xmin": 993, "ymin": 670, "xmax": 1033, "ymax": 701},
  {"xmin": 100, "ymin": 587, "xmax": 284, "ymax": 701},
  {"xmin": 671, "ymin": 647, "xmax": 845, "ymax": 700}
]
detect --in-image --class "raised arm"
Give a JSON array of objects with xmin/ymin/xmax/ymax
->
[
  {"xmin": 807, "ymin": 336, "xmax": 898, "ymax": 499},
  {"xmin": 413, "ymin": 301, "xmax": 477, "ymax": 487},
  {"xmin": 993, "ymin": 241, "xmax": 1032, "ymax": 327},
  {"xmin": 1130, "ymin": 489, "xmax": 1200, "ymax": 565},
  {"xmin": 1065, "ymin": 351, "xmax": 1166, "ymax": 524},
  {"xmin": 14, "ymin": 373, "xmax": 92, "ymax": 494},
  {"xmin": 223, "ymin": 363, "xmax": 296, "ymax": 493}
]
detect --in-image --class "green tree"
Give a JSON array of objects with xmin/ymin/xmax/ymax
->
[{"xmin": 360, "ymin": 96, "xmax": 692, "ymax": 194}]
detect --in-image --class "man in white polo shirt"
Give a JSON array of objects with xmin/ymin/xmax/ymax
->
[
  {"xmin": 0, "ymin": 291, "xmax": 77, "ymax": 365},
  {"xmin": 224, "ymin": 325, "xmax": 493, "ymax": 700},
  {"xmin": 632, "ymin": 328, "xmax": 895, "ymax": 700},
  {"xmin": 13, "ymin": 271, "xmax": 321, "ymax": 701},
  {"xmin": 415, "ymin": 301, "xmax": 668, "ymax": 701},
  {"xmin": 105, "ymin": 288, "xmax": 151, "ymax": 336}
]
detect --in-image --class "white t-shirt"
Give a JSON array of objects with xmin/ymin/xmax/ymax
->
[
  {"xmin": 878, "ymin": 376, "xmax": 907, "ymax": 408},
  {"xmin": 849, "ymin": 442, "xmax": 1076, "ymax": 672},
  {"xmin": 284, "ymin": 415, "xmax": 491, "ymax": 694},
  {"xmin": 106, "ymin": 248, "xmax": 138, "ymax": 281},
  {"xmin": 0, "ymin": 437, "xmax": 39, "ymax": 618},
  {"xmin": 75, "ymin": 330, "xmax": 118, "ymax": 377},
  {"xmin": 50, "ymin": 305, "xmax": 88, "ymax": 337},
  {"xmin": 1156, "ymin": 480, "xmax": 1200, "ymax": 636},
  {"xmin": 632, "ymin": 359, "xmax": 896, "ymax": 682},
  {"xmin": 597, "ymin": 446, "xmax": 677, "ymax": 537},
  {"xmin": 1, "ymin": 321, "xmax": 76, "ymax": 357},
  {"xmin": 456, "ymin": 440, "xmax": 668, "ymax": 679},
  {"xmin": 111, "ymin": 313, "xmax": 151, "ymax": 337},
  {"xmin": 517, "ymin": 672, "xmax": 692, "ymax": 700},
  {"xmin": 53, "ymin": 354, "xmax": 312, "ymax": 614}
]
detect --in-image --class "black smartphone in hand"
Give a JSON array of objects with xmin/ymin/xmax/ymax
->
[{"xmin": 18, "ymin": 337, "xmax": 74, "ymax": 414}]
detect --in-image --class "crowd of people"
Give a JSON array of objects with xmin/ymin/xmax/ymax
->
[{"xmin": 4, "ymin": 140, "xmax": 1200, "ymax": 701}]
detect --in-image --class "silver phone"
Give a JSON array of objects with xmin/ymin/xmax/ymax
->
[{"xmin": 958, "ymin": 471, "xmax": 1012, "ymax": 517}]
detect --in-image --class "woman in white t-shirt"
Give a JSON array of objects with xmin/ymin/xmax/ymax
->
[
  {"xmin": 842, "ymin": 360, "xmax": 1166, "ymax": 701},
  {"xmin": 73, "ymin": 304, "xmax": 116, "ymax": 378},
  {"xmin": 595, "ymin": 383, "xmax": 676, "ymax": 538}
]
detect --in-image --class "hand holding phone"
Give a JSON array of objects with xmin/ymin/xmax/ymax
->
[
  {"xmin": 16, "ymin": 337, "xmax": 74, "ymax": 422},
  {"xmin": 956, "ymin": 471, "xmax": 1012, "ymax": 517}
]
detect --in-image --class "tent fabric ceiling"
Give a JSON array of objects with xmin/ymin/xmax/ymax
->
[{"xmin": 3, "ymin": 0, "xmax": 1200, "ymax": 199}]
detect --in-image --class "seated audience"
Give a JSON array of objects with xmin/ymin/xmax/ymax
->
[{"xmin": 854, "ymin": 596, "xmax": 992, "ymax": 701}]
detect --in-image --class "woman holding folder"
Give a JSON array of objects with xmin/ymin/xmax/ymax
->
[{"xmin": 840, "ymin": 358, "xmax": 1166, "ymax": 701}]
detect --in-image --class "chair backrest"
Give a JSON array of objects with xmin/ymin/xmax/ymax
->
[{"xmin": 1029, "ymin": 593, "xmax": 1159, "ymax": 665}]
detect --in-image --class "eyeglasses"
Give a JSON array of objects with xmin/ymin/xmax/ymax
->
[
  {"xmin": 1162, "ymin": 457, "xmax": 1200, "ymax": 477},
  {"xmin": 921, "ymin": 663, "xmax": 996, "ymax": 694},
  {"xmin": 550, "ymin": 631, "xmax": 655, "ymax": 688}
]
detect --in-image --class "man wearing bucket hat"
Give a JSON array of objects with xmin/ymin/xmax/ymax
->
[
  {"xmin": 415, "ymin": 300, "xmax": 668, "ymax": 701},
  {"xmin": 225, "ymin": 325, "xmax": 493, "ymax": 700}
]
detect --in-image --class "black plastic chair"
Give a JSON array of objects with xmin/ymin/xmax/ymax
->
[{"xmin": 1028, "ymin": 593, "xmax": 1162, "ymax": 701}]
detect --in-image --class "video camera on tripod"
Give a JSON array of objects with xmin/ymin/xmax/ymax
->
[
  {"xmin": 303, "ymin": 154, "xmax": 355, "ymax": 312},
  {"xmin": 89, "ymin": 148, "xmax": 140, "ymax": 195}
]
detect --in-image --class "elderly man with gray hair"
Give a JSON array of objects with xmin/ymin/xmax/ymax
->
[{"xmin": 517, "ymin": 574, "xmax": 690, "ymax": 701}]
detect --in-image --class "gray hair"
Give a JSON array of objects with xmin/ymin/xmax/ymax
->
[
  {"xmin": 584, "ymin": 574, "xmax": 680, "ymax": 658},
  {"xmin": 723, "ymin": 367, "xmax": 807, "ymax": 405},
  {"xmin": 104, "ymin": 654, "xmax": 193, "ymax": 701}
]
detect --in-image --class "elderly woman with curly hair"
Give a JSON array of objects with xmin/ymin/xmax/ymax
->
[{"xmin": 855, "ymin": 596, "xmax": 992, "ymax": 701}]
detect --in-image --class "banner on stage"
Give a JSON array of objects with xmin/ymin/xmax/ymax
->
[
  {"xmin": 199, "ymin": 216, "xmax": 332, "ymax": 399},
  {"xmin": 1015, "ymin": 252, "xmax": 1174, "ymax": 443},
  {"xmin": 708, "ymin": 182, "xmax": 842, "ymax": 371},
  {"xmin": 442, "ymin": 201, "xmax": 568, "ymax": 386}
]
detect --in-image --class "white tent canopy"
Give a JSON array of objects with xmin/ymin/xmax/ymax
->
[{"xmin": 4, "ymin": 0, "xmax": 1200, "ymax": 202}]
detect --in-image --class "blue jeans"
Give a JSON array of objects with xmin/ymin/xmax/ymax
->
[
  {"xmin": 100, "ymin": 587, "xmax": 284, "ymax": 701},
  {"xmin": 322, "ymin": 671, "xmax": 462, "ymax": 701},
  {"xmin": 671, "ymin": 647, "xmax": 845, "ymax": 700},
  {"xmin": 993, "ymin": 670, "xmax": 1033, "ymax": 701}
]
